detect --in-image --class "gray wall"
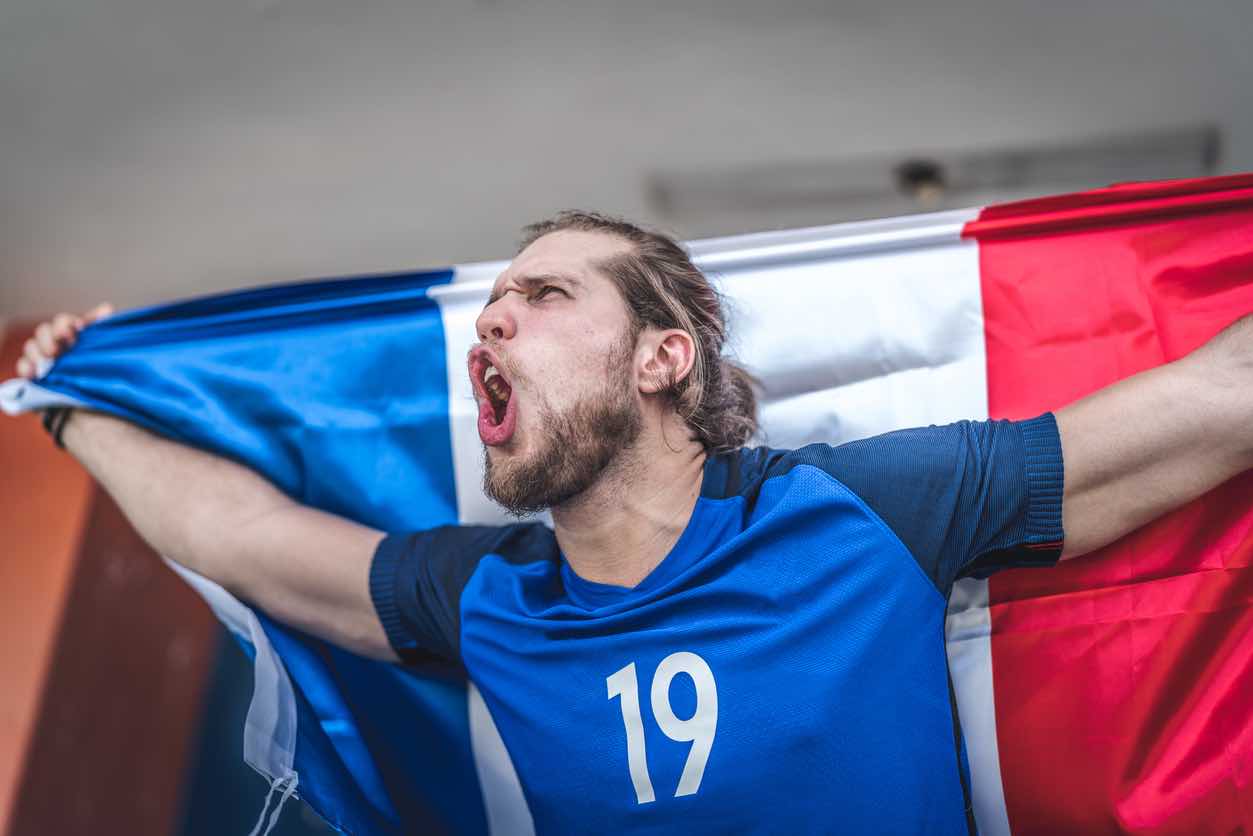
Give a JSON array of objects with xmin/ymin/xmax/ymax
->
[{"xmin": 3, "ymin": 0, "xmax": 1251, "ymax": 312}]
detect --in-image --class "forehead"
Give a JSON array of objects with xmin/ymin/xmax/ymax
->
[{"xmin": 491, "ymin": 229, "xmax": 632, "ymax": 298}]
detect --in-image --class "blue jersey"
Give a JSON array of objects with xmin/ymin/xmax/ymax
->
[{"xmin": 370, "ymin": 415, "xmax": 1064, "ymax": 834}]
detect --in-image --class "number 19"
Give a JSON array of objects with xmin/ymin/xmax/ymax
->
[{"xmin": 605, "ymin": 651, "xmax": 719, "ymax": 804}]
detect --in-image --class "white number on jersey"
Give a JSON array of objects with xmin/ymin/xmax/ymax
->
[{"xmin": 606, "ymin": 651, "xmax": 718, "ymax": 804}]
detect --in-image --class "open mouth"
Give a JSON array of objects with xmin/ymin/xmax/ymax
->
[
  {"xmin": 483, "ymin": 363, "xmax": 512, "ymax": 425},
  {"xmin": 470, "ymin": 347, "xmax": 518, "ymax": 446}
]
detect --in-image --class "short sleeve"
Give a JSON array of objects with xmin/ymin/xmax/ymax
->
[
  {"xmin": 787, "ymin": 413, "xmax": 1064, "ymax": 593},
  {"xmin": 369, "ymin": 522, "xmax": 556, "ymax": 665}
]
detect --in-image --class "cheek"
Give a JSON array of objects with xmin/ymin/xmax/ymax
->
[
  {"xmin": 524, "ymin": 334, "xmax": 574, "ymax": 380},
  {"xmin": 515, "ymin": 326, "xmax": 627, "ymax": 408},
  {"xmin": 524, "ymin": 360, "xmax": 589, "ymax": 416}
]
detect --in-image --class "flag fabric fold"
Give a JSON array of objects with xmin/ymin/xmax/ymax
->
[
  {"xmin": 2, "ymin": 174, "xmax": 1250, "ymax": 834},
  {"xmin": 968, "ymin": 174, "xmax": 1253, "ymax": 835}
]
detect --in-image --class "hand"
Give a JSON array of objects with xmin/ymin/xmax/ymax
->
[{"xmin": 15, "ymin": 303, "xmax": 114, "ymax": 379}]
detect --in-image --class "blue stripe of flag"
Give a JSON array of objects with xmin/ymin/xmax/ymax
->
[{"xmin": 40, "ymin": 267, "xmax": 489, "ymax": 834}]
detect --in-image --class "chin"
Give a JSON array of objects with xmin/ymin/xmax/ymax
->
[{"xmin": 486, "ymin": 432, "xmax": 524, "ymax": 457}]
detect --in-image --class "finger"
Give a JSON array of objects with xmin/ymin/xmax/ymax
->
[
  {"xmin": 24, "ymin": 337, "xmax": 46, "ymax": 370},
  {"xmin": 84, "ymin": 303, "xmax": 114, "ymax": 324},
  {"xmin": 16, "ymin": 357, "xmax": 32, "ymax": 379},
  {"xmin": 51, "ymin": 313, "xmax": 78, "ymax": 346},
  {"xmin": 34, "ymin": 323, "xmax": 58, "ymax": 356}
]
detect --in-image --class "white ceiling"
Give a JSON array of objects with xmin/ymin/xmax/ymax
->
[{"xmin": 3, "ymin": 0, "xmax": 1251, "ymax": 314}]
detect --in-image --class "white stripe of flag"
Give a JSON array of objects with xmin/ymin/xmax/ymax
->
[{"xmin": 439, "ymin": 208, "xmax": 1009, "ymax": 835}]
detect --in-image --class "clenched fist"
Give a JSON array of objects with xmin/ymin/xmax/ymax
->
[{"xmin": 15, "ymin": 303, "xmax": 114, "ymax": 379}]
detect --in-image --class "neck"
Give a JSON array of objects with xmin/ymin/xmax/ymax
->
[{"xmin": 553, "ymin": 420, "xmax": 707, "ymax": 589}]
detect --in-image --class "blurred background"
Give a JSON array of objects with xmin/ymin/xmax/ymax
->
[{"xmin": 1, "ymin": 0, "xmax": 1251, "ymax": 833}]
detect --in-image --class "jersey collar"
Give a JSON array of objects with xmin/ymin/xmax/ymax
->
[{"xmin": 559, "ymin": 451, "xmax": 745, "ymax": 610}]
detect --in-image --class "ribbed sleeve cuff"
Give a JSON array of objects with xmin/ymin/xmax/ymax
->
[
  {"xmin": 369, "ymin": 533, "xmax": 413, "ymax": 654},
  {"xmin": 1019, "ymin": 412, "xmax": 1065, "ymax": 554}
]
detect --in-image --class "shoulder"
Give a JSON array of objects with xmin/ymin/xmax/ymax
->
[
  {"xmin": 701, "ymin": 425, "xmax": 967, "ymax": 503},
  {"xmin": 370, "ymin": 521, "xmax": 558, "ymax": 665},
  {"xmin": 379, "ymin": 521, "xmax": 559, "ymax": 569},
  {"xmin": 713, "ymin": 419, "xmax": 1042, "ymax": 492},
  {"xmin": 704, "ymin": 416, "xmax": 1062, "ymax": 592},
  {"xmin": 699, "ymin": 444, "xmax": 870, "ymax": 522}
]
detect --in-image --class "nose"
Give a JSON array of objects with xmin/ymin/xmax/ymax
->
[{"xmin": 475, "ymin": 297, "xmax": 517, "ymax": 343}]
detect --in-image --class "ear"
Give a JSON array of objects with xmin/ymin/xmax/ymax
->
[{"xmin": 637, "ymin": 328, "xmax": 696, "ymax": 395}]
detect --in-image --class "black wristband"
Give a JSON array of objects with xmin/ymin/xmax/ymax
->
[{"xmin": 41, "ymin": 407, "xmax": 73, "ymax": 449}]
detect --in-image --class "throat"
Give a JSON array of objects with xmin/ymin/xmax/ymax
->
[{"xmin": 554, "ymin": 449, "xmax": 707, "ymax": 589}]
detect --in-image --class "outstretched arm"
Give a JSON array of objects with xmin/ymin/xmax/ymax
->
[
  {"xmin": 1056, "ymin": 313, "xmax": 1253, "ymax": 559},
  {"xmin": 18, "ymin": 309, "xmax": 397, "ymax": 661}
]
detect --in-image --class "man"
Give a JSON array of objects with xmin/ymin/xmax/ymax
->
[{"xmin": 17, "ymin": 211, "xmax": 1253, "ymax": 833}]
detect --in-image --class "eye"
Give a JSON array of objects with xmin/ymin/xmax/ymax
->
[{"xmin": 531, "ymin": 285, "xmax": 566, "ymax": 301}]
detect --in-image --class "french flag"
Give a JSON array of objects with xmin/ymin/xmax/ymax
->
[{"xmin": 3, "ymin": 173, "xmax": 1251, "ymax": 834}]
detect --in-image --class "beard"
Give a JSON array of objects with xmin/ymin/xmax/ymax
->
[{"xmin": 482, "ymin": 331, "xmax": 642, "ymax": 516}]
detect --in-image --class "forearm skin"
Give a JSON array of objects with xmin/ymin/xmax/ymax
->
[
  {"xmin": 61, "ymin": 410, "xmax": 292, "ymax": 593},
  {"xmin": 1192, "ymin": 312, "xmax": 1253, "ymax": 467},
  {"xmin": 1057, "ymin": 312, "xmax": 1253, "ymax": 559}
]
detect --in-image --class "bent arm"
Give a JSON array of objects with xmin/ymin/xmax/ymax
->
[
  {"xmin": 1056, "ymin": 313, "xmax": 1253, "ymax": 559},
  {"xmin": 62, "ymin": 410, "xmax": 397, "ymax": 661}
]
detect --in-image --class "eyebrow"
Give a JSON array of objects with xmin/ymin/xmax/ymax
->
[{"xmin": 486, "ymin": 273, "xmax": 583, "ymax": 306}]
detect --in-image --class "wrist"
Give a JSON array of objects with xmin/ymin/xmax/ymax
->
[{"xmin": 41, "ymin": 407, "xmax": 73, "ymax": 449}]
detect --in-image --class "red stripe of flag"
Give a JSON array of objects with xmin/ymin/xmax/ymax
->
[{"xmin": 967, "ymin": 174, "xmax": 1253, "ymax": 834}]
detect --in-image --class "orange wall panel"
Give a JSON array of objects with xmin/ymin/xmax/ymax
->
[
  {"xmin": 0, "ymin": 322, "xmax": 95, "ymax": 833},
  {"xmin": 0, "ymin": 321, "xmax": 219, "ymax": 836}
]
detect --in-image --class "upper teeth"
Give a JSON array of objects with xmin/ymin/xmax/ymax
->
[{"xmin": 484, "ymin": 365, "xmax": 500, "ymax": 382}]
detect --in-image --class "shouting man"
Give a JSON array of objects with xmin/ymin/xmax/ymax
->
[{"xmin": 17, "ymin": 211, "xmax": 1253, "ymax": 834}]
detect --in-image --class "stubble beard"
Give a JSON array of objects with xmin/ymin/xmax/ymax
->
[{"xmin": 482, "ymin": 332, "xmax": 643, "ymax": 517}]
